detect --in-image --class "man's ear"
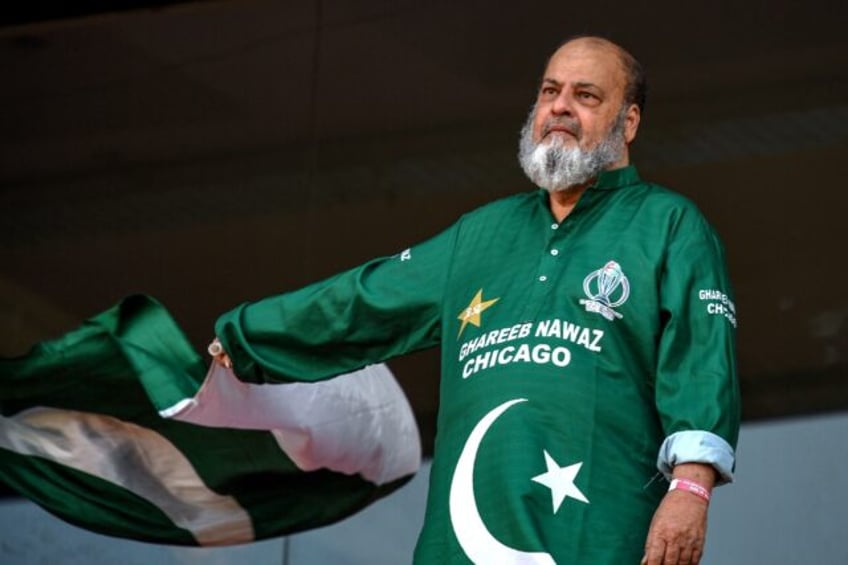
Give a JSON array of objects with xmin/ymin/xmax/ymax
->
[{"xmin": 624, "ymin": 103, "xmax": 641, "ymax": 144}]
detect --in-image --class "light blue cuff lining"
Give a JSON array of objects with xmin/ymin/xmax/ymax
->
[{"xmin": 657, "ymin": 430, "xmax": 736, "ymax": 485}]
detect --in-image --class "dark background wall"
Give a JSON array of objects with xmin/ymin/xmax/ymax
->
[{"xmin": 2, "ymin": 0, "xmax": 847, "ymax": 456}]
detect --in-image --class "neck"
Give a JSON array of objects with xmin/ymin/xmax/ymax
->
[
  {"xmin": 547, "ymin": 183, "xmax": 589, "ymax": 223},
  {"xmin": 546, "ymin": 156, "xmax": 631, "ymax": 222}
]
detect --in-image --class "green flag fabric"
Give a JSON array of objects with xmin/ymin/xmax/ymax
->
[{"xmin": 0, "ymin": 295, "xmax": 420, "ymax": 546}]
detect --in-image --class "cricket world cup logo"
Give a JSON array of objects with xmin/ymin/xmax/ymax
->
[{"xmin": 579, "ymin": 261, "xmax": 630, "ymax": 320}]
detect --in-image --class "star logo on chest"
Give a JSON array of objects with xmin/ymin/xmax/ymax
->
[{"xmin": 457, "ymin": 289, "xmax": 499, "ymax": 338}]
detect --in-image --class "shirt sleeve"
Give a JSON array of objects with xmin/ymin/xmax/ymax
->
[
  {"xmin": 654, "ymin": 205, "xmax": 741, "ymax": 483},
  {"xmin": 215, "ymin": 223, "xmax": 458, "ymax": 384}
]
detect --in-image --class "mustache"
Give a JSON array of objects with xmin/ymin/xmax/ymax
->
[{"xmin": 541, "ymin": 118, "xmax": 582, "ymax": 139}]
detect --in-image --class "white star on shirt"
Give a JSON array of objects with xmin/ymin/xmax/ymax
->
[{"xmin": 531, "ymin": 450, "xmax": 590, "ymax": 513}]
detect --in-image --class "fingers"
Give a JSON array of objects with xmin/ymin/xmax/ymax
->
[
  {"xmin": 642, "ymin": 538, "xmax": 665, "ymax": 565},
  {"xmin": 642, "ymin": 542, "xmax": 701, "ymax": 565},
  {"xmin": 662, "ymin": 544, "xmax": 681, "ymax": 565},
  {"xmin": 207, "ymin": 338, "xmax": 232, "ymax": 368},
  {"xmin": 691, "ymin": 547, "xmax": 703, "ymax": 564},
  {"xmin": 217, "ymin": 353, "xmax": 232, "ymax": 369},
  {"xmin": 677, "ymin": 546, "xmax": 694, "ymax": 565}
]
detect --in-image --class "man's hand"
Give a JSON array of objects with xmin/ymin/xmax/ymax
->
[
  {"xmin": 641, "ymin": 488, "xmax": 708, "ymax": 564},
  {"xmin": 642, "ymin": 463, "xmax": 715, "ymax": 565},
  {"xmin": 207, "ymin": 338, "xmax": 232, "ymax": 368}
]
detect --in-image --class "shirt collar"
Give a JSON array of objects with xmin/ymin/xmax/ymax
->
[
  {"xmin": 532, "ymin": 165, "xmax": 641, "ymax": 201},
  {"xmin": 590, "ymin": 165, "xmax": 641, "ymax": 191}
]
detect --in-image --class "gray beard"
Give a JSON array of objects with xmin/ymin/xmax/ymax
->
[{"xmin": 518, "ymin": 107, "xmax": 627, "ymax": 193}]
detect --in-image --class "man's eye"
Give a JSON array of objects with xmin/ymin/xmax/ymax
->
[{"xmin": 541, "ymin": 87, "xmax": 557, "ymax": 96}]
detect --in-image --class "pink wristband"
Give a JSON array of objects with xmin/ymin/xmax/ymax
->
[{"xmin": 668, "ymin": 478, "xmax": 711, "ymax": 503}]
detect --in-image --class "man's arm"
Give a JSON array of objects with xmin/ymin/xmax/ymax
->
[
  {"xmin": 643, "ymin": 205, "xmax": 741, "ymax": 564},
  {"xmin": 210, "ymin": 223, "xmax": 459, "ymax": 383}
]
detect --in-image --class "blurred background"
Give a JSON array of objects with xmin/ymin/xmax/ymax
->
[{"xmin": 1, "ymin": 1, "xmax": 846, "ymax": 563}]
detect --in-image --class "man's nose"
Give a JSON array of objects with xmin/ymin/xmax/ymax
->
[{"xmin": 551, "ymin": 91, "xmax": 573, "ymax": 116}]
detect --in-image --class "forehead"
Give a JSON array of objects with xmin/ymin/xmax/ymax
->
[{"xmin": 542, "ymin": 40, "xmax": 626, "ymax": 94}]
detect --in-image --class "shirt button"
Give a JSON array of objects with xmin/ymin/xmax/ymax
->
[
  {"xmin": 539, "ymin": 275, "xmax": 548, "ymax": 282},
  {"xmin": 550, "ymin": 249, "xmax": 559, "ymax": 256},
  {"xmin": 551, "ymin": 223, "xmax": 559, "ymax": 230}
]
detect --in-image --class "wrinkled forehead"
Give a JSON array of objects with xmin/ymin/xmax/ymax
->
[{"xmin": 543, "ymin": 39, "xmax": 627, "ymax": 93}]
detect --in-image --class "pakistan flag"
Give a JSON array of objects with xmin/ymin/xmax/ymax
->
[{"xmin": 0, "ymin": 295, "xmax": 420, "ymax": 546}]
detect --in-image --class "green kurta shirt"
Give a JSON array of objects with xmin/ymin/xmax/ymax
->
[{"xmin": 216, "ymin": 166, "xmax": 740, "ymax": 564}]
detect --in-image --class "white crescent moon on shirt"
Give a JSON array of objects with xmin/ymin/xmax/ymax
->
[{"xmin": 448, "ymin": 398, "xmax": 556, "ymax": 564}]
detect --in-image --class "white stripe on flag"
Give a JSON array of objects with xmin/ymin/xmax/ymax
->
[
  {"xmin": 0, "ymin": 407, "xmax": 254, "ymax": 545},
  {"xmin": 162, "ymin": 363, "xmax": 421, "ymax": 486}
]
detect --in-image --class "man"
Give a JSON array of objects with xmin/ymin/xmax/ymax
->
[{"xmin": 210, "ymin": 36, "xmax": 739, "ymax": 564}]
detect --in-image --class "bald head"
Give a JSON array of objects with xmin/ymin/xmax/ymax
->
[{"xmin": 549, "ymin": 36, "xmax": 646, "ymax": 114}]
